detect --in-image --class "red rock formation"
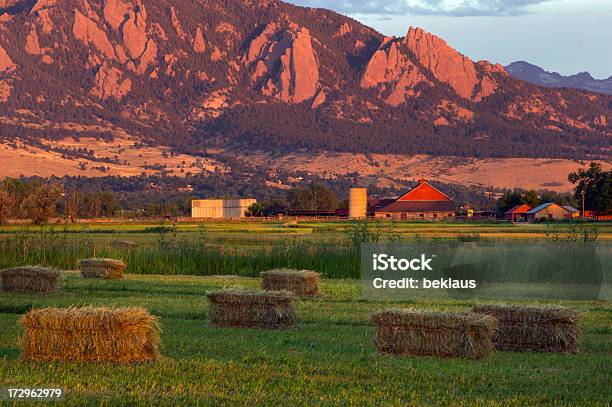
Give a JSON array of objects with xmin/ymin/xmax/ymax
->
[
  {"xmin": 405, "ymin": 27, "xmax": 478, "ymax": 99},
  {"xmin": 73, "ymin": 9, "xmax": 116, "ymax": 59},
  {"xmin": 36, "ymin": 9, "xmax": 53, "ymax": 33},
  {"xmin": 0, "ymin": 44, "xmax": 15, "ymax": 72},
  {"xmin": 169, "ymin": 7, "xmax": 185, "ymax": 40},
  {"xmin": 31, "ymin": 0, "xmax": 57, "ymax": 14},
  {"xmin": 312, "ymin": 89, "xmax": 326, "ymax": 108},
  {"xmin": 361, "ymin": 38, "xmax": 429, "ymax": 106},
  {"xmin": 121, "ymin": 2, "xmax": 148, "ymax": 58},
  {"xmin": 244, "ymin": 19, "xmax": 319, "ymax": 103},
  {"xmin": 594, "ymin": 114, "xmax": 607, "ymax": 127},
  {"xmin": 193, "ymin": 27, "xmax": 206, "ymax": 53},
  {"xmin": 136, "ymin": 38, "xmax": 157, "ymax": 73},
  {"xmin": 333, "ymin": 22, "xmax": 352, "ymax": 38},
  {"xmin": 0, "ymin": 79, "xmax": 11, "ymax": 102},
  {"xmin": 103, "ymin": 0, "xmax": 131, "ymax": 30},
  {"xmin": 25, "ymin": 25, "xmax": 42, "ymax": 54},
  {"xmin": 91, "ymin": 63, "xmax": 131, "ymax": 100}
]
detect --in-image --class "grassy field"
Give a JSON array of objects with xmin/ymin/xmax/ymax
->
[
  {"xmin": 0, "ymin": 272, "xmax": 610, "ymax": 405},
  {"xmin": 0, "ymin": 220, "xmax": 609, "ymax": 279}
]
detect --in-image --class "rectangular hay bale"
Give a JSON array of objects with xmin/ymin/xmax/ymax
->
[
  {"xmin": 372, "ymin": 309, "xmax": 497, "ymax": 359},
  {"xmin": 1, "ymin": 266, "xmax": 60, "ymax": 293},
  {"xmin": 20, "ymin": 306, "xmax": 160, "ymax": 363},
  {"xmin": 80, "ymin": 258, "xmax": 126, "ymax": 279},
  {"xmin": 207, "ymin": 289, "xmax": 296, "ymax": 329},
  {"xmin": 261, "ymin": 269, "xmax": 320, "ymax": 297},
  {"xmin": 471, "ymin": 304, "xmax": 580, "ymax": 353}
]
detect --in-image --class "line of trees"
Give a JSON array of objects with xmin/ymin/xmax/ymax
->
[{"xmin": 0, "ymin": 179, "xmax": 119, "ymax": 224}]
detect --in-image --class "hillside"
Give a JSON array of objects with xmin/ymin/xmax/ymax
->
[
  {"xmin": 0, "ymin": 0, "xmax": 610, "ymax": 185},
  {"xmin": 506, "ymin": 61, "xmax": 612, "ymax": 95}
]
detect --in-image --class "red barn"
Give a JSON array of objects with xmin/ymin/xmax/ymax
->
[
  {"xmin": 374, "ymin": 179, "xmax": 456, "ymax": 220},
  {"xmin": 505, "ymin": 204, "xmax": 532, "ymax": 223}
]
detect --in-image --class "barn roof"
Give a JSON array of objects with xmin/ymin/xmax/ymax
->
[
  {"xmin": 396, "ymin": 180, "xmax": 453, "ymax": 202},
  {"xmin": 562, "ymin": 205, "xmax": 580, "ymax": 213},
  {"xmin": 504, "ymin": 204, "xmax": 532, "ymax": 215},
  {"xmin": 374, "ymin": 180, "xmax": 456, "ymax": 213},
  {"xmin": 526, "ymin": 202, "xmax": 567, "ymax": 214}
]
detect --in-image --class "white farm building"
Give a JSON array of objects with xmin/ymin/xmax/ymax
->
[{"xmin": 191, "ymin": 199, "xmax": 257, "ymax": 219}]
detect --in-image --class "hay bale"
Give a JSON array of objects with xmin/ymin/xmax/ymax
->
[
  {"xmin": 20, "ymin": 306, "xmax": 160, "ymax": 363},
  {"xmin": 471, "ymin": 304, "xmax": 580, "ymax": 353},
  {"xmin": 261, "ymin": 269, "xmax": 320, "ymax": 297},
  {"xmin": 372, "ymin": 309, "xmax": 497, "ymax": 359},
  {"xmin": 207, "ymin": 289, "xmax": 296, "ymax": 329},
  {"xmin": 79, "ymin": 258, "xmax": 126, "ymax": 279},
  {"xmin": 1, "ymin": 266, "xmax": 60, "ymax": 293}
]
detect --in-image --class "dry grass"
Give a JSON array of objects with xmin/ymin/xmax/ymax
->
[
  {"xmin": 372, "ymin": 309, "xmax": 497, "ymax": 359},
  {"xmin": 80, "ymin": 258, "xmax": 126, "ymax": 280},
  {"xmin": 1, "ymin": 266, "xmax": 60, "ymax": 293},
  {"xmin": 471, "ymin": 304, "xmax": 580, "ymax": 353},
  {"xmin": 207, "ymin": 289, "xmax": 296, "ymax": 329},
  {"xmin": 20, "ymin": 306, "xmax": 161, "ymax": 363},
  {"xmin": 261, "ymin": 269, "xmax": 320, "ymax": 297}
]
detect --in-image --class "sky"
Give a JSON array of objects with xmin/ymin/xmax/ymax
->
[{"xmin": 288, "ymin": 0, "xmax": 612, "ymax": 79}]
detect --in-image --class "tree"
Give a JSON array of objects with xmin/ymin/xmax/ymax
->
[
  {"xmin": 65, "ymin": 190, "xmax": 83, "ymax": 223},
  {"xmin": 0, "ymin": 185, "xmax": 14, "ymax": 224},
  {"xmin": 288, "ymin": 184, "xmax": 338, "ymax": 211},
  {"xmin": 84, "ymin": 192, "xmax": 119, "ymax": 218},
  {"xmin": 496, "ymin": 191, "xmax": 524, "ymax": 212},
  {"xmin": 264, "ymin": 200, "xmax": 289, "ymax": 216},
  {"xmin": 521, "ymin": 190, "xmax": 541, "ymax": 208},
  {"xmin": 20, "ymin": 182, "xmax": 64, "ymax": 224},
  {"xmin": 245, "ymin": 202, "xmax": 264, "ymax": 217},
  {"xmin": 569, "ymin": 163, "xmax": 612, "ymax": 214}
]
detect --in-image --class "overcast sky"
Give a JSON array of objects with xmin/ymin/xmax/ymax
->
[{"xmin": 288, "ymin": 0, "xmax": 612, "ymax": 79}]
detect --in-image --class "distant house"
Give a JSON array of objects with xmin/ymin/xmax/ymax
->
[
  {"xmin": 374, "ymin": 179, "xmax": 456, "ymax": 220},
  {"xmin": 526, "ymin": 203, "xmax": 573, "ymax": 222},
  {"xmin": 562, "ymin": 206, "xmax": 580, "ymax": 219},
  {"xmin": 505, "ymin": 204, "xmax": 532, "ymax": 223}
]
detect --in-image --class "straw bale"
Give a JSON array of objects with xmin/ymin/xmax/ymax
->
[
  {"xmin": 80, "ymin": 258, "xmax": 126, "ymax": 279},
  {"xmin": 207, "ymin": 289, "xmax": 296, "ymax": 328},
  {"xmin": 261, "ymin": 269, "xmax": 320, "ymax": 297},
  {"xmin": 1, "ymin": 266, "xmax": 60, "ymax": 293},
  {"xmin": 372, "ymin": 309, "xmax": 497, "ymax": 359},
  {"xmin": 20, "ymin": 306, "xmax": 160, "ymax": 362},
  {"xmin": 471, "ymin": 304, "xmax": 580, "ymax": 353}
]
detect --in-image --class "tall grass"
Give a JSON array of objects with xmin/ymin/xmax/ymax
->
[{"xmin": 0, "ymin": 226, "xmax": 361, "ymax": 279}]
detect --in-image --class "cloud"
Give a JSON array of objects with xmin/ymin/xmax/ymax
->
[{"xmin": 290, "ymin": 0, "xmax": 558, "ymax": 16}]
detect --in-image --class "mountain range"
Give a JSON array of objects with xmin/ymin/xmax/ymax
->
[
  {"xmin": 506, "ymin": 61, "xmax": 612, "ymax": 95},
  {"xmin": 0, "ymin": 0, "xmax": 610, "ymax": 191}
]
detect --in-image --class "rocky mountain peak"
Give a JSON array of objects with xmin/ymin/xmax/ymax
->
[{"xmin": 244, "ymin": 18, "xmax": 319, "ymax": 103}]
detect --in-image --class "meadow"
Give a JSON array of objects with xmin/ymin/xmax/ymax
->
[
  {"xmin": 0, "ymin": 220, "xmax": 610, "ymax": 279},
  {"xmin": 0, "ymin": 272, "xmax": 611, "ymax": 405}
]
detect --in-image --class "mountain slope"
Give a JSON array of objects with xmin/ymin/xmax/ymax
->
[
  {"xmin": 506, "ymin": 61, "xmax": 612, "ymax": 95},
  {"xmin": 0, "ymin": 0, "xmax": 610, "ymax": 164}
]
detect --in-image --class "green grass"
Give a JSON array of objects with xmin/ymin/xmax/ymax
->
[{"xmin": 0, "ymin": 273, "xmax": 610, "ymax": 405}]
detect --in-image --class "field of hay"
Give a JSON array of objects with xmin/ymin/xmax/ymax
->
[{"xmin": 0, "ymin": 272, "xmax": 610, "ymax": 405}]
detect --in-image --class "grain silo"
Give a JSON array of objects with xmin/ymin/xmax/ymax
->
[{"xmin": 349, "ymin": 188, "xmax": 368, "ymax": 219}]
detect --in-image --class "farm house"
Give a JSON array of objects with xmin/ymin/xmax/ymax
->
[
  {"xmin": 525, "ymin": 203, "xmax": 576, "ymax": 222},
  {"xmin": 192, "ymin": 199, "xmax": 257, "ymax": 219},
  {"xmin": 374, "ymin": 179, "xmax": 456, "ymax": 220}
]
